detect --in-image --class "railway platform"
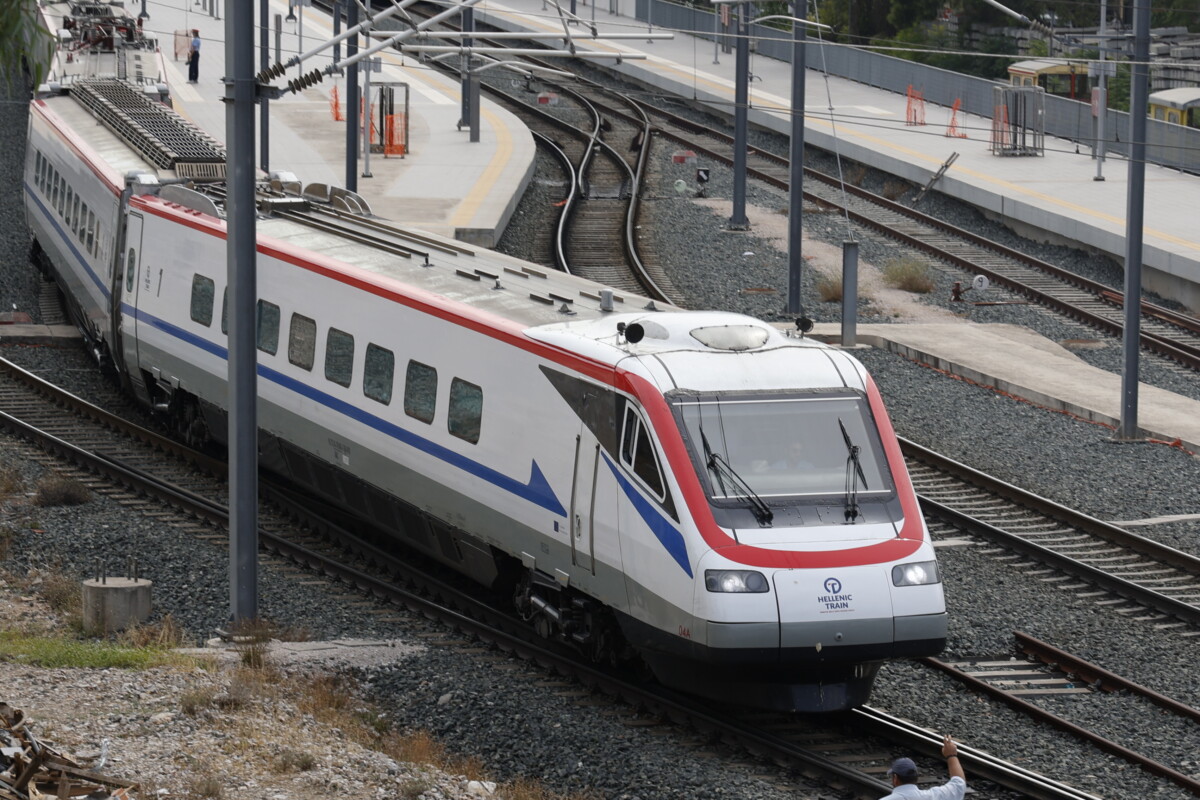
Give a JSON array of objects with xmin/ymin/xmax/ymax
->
[
  {"xmin": 152, "ymin": 0, "xmax": 535, "ymax": 246},
  {"xmin": 475, "ymin": 0, "xmax": 1200, "ymax": 311}
]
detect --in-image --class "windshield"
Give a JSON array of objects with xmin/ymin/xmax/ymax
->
[{"xmin": 673, "ymin": 392, "xmax": 894, "ymax": 502}]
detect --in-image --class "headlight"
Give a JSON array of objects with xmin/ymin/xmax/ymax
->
[
  {"xmin": 705, "ymin": 569, "xmax": 769, "ymax": 593},
  {"xmin": 891, "ymin": 561, "xmax": 940, "ymax": 587}
]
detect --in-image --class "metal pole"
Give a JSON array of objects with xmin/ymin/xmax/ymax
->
[
  {"xmin": 469, "ymin": 61, "xmax": 481, "ymax": 142},
  {"xmin": 461, "ymin": 6, "xmax": 473, "ymax": 130},
  {"xmin": 333, "ymin": 0, "xmax": 341, "ymax": 64},
  {"xmin": 840, "ymin": 241, "xmax": 858, "ymax": 347},
  {"xmin": 713, "ymin": 6, "xmax": 719, "ymax": 65},
  {"xmin": 730, "ymin": 2, "xmax": 750, "ymax": 229},
  {"xmin": 1118, "ymin": 0, "xmax": 1149, "ymax": 440},
  {"xmin": 274, "ymin": 13, "xmax": 282, "ymax": 64},
  {"xmin": 647, "ymin": 0, "xmax": 653, "ymax": 42},
  {"xmin": 362, "ymin": 59, "xmax": 373, "ymax": 177},
  {"xmin": 1094, "ymin": 0, "xmax": 1107, "ymax": 181},
  {"xmin": 298, "ymin": 1, "xmax": 304, "ymax": 65},
  {"xmin": 139, "ymin": 0, "xmax": 148, "ymax": 19},
  {"xmin": 345, "ymin": 1, "xmax": 359, "ymax": 192},
  {"xmin": 786, "ymin": 0, "xmax": 806, "ymax": 314},
  {"xmin": 259, "ymin": 0, "xmax": 269, "ymax": 171},
  {"xmin": 225, "ymin": 0, "xmax": 259, "ymax": 623}
]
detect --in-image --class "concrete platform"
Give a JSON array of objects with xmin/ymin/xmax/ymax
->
[
  {"xmin": 476, "ymin": 0, "xmax": 1200, "ymax": 310},
  {"xmin": 153, "ymin": 0, "xmax": 535, "ymax": 245},
  {"xmin": 809, "ymin": 322, "xmax": 1200, "ymax": 454}
]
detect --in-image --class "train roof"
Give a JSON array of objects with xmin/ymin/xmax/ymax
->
[{"xmin": 1148, "ymin": 87, "xmax": 1200, "ymax": 109}]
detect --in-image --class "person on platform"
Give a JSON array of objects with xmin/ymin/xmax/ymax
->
[{"xmin": 187, "ymin": 29, "xmax": 200, "ymax": 82}]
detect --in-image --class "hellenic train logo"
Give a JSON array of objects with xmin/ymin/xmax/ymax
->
[{"xmin": 818, "ymin": 577, "xmax": 853, "ymax": 611}]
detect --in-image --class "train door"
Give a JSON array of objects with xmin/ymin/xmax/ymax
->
[
  {"xmin": 118, "ymin": 212, "xmax": 144, "ymax": 373},
  {"xmin": 569, "ymin": 427, "xmax": 600, "ymax": 573}
]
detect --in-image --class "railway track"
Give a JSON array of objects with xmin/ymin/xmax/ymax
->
[
  {"xmin": 926, "ymin": 632, "xmax": 1200, "ymax": 794},
  {"xmin": 902, "ymin": 436, "xmax": 1200, "ymax": 628},
  {"xmin": 470, "ymin": 75, "xmax": 676, "ymax": 301}
]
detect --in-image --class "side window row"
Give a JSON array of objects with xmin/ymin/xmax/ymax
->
[
  {"xmin": 188, "ymin": 275, "xmax": 483, "ymax": 445},
  {"xmin": 33, "ymin": 150, "xmax": 100, "ymax": 258}
]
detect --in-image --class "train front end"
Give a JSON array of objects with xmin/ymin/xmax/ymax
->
[{"xmin": 627, "ymin": 320, "xmax": 947, "ymax": 712}]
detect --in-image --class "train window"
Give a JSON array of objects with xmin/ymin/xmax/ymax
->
[
  {"xmin": 35, "ymin": 152, "xmax": 43, "ymax": 191},
  {"xmin": 76, "ymin": 201, "xmax": 86, "ymax": 242},
  {"xmin": 190, "ymin": 274, "xmax": 215, "ymax": 326},
  {"xmin": 363, "ymin": 344, "xmax": 394, "ymax": 405},
  {"xmin": 125, "ymin": 249, "xmax": 136, "ymax": 293},
  {"xmin": 324, "ymin": 328, "xmax": 354, "ymax": 387},
  {"xmin": 54, "ymin": 175, "xmax": 62, "ymax": 214},
  {"xmin": 448, "ymin": 378, "xmax": 483, "ymax": 444},
  {"xmin": 288, "ymin": 313, "xmax": 316, "ymax": 370},
  {"xmin": 86, "ymin": 210, "xmax": 96, "ymax": 253},
  {"xmin": 256, "ymin": 300, "xmax": 280, "ymax": 355},
  {"xmin": 621, "ymin": 407, "xmax": 664, "ymax": 499},
  {"xmin": 403, "ymin": 360, "xmax": 437, "ymax": 424},
  {"xmin": 220, "ymin": 287, "xmax": 228, "ymax": 334},
  {"xmin": 64, "ymin": 188, "xmax": 73, "ymax": 225}
]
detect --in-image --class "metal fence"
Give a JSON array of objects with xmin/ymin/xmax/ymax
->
[{"xmin": 636, "ymin": 0, "xmax": 1200, "ymax": 173}]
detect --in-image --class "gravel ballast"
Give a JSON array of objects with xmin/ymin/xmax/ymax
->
[{"xmin": 3, "ymin": 67, "xmax": 1200, "ymax": 800}]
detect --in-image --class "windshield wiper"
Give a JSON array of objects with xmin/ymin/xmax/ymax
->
[
  {"xmin": 699, "ymin": 428, "xmax": 773, "ymax": 527},
  {"xmin": 839, "ymin": 419, "xmax": 868, "ymax": 522}
]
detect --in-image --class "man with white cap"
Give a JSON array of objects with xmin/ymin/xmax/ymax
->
[{"xmin": 880, "ymin": 734, "xmax": 966, "ymax": 800}]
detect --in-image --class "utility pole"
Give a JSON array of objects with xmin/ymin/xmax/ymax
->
[
  {"xmin": 226, "ymin": 0, "xmax": 259, "ymax": 622},
  {"xmin": 786, "ymin": 0, "xmax": 805, "ymax": 313},
  {"xmin": 345, "ymin": 1, "xmax": 359, "ymax": 191},
  {"xmin": 1094, "ymin": 0, "xmax": 1108, "ymax": 181},
  {"xmin": 730, "ymin": 0, "xmax": 751, "ymax": 229},
  {"xmin": 1118, "ymin": 0, "xmax": 1150, "ymax": 440},
  {"xmin": 259, "ymin": 0, "xmax": 269, "ymax": 170}
]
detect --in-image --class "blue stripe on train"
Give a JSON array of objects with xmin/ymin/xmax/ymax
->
[{"xmin": 604, "ymin": 454, "xmax": 691, "ymax": 576}]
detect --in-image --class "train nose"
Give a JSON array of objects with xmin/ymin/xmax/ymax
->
[{"xmin": 773, "ymin": 567, "xmax": 894, "ymax": 649}]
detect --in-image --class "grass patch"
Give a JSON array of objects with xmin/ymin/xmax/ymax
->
[
  {"xmin": 272, "ymin": 747, "xmax": 317, "ymax": 773},
  {"xmin": 883, "ymin": 258, "xmax": 936, "ymax": 293},
  {"xmin": 0, "ymin": 525, "xmax": 15, "ymax": 561},
  {"xmin": 186, "ymin": 774, "xmax": 223, "ymax": 799},
  {"xmin": 0, "ymin": 632, "xmax": 193, "ymax": 669},
  {"xmin": 816, "ymin": 274, "xmax": 843, "ymax": 302},
  {"xmin": 36, "ymin": 569, "xmax": 82, "ymax": 617},
  {"xmin": 0, "ymin": 467, "xmax": 25, "ymax": 500},
  {"xmin": 33, "ymin": 475, "xmax": 91, "ymax": 506},
  {"xmin": 120, "ymin": 614, "xmax": 186, "ymax": 648}
]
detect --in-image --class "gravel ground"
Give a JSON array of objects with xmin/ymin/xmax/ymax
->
[{"xmin": 3, "ymin": 66, "xmax": 1200, "ymax": 800}]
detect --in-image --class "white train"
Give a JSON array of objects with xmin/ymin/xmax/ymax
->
[{"xmin": 23, "ymin": 11, "xmax": 946, "ymax": 711}]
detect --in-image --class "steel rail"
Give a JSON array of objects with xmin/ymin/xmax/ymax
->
[
  {"xmin": 916, "ymin": 494, "xmax": 1200, "ymax": 626},
  {"xmin": 921, "ymin": 656, "xmax": 1200, "ymax": 795},
  {"xmin": 530, "ymin": 130, "xmax": 578, "ymax": 271},
  {"xmin": 0, "ymin": 354, "xmax": 227, "ymax": 476},
  {"xmin": 900, "ymin": 436, "xmax": 1200, "ymax": 576},
  {"xmin": 1014, "ymin": 631, "xmax": 1200, "ymax": 725}
]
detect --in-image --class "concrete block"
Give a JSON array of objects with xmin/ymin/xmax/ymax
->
[{"xmin": 82, "ymin": 577, "xmax": 152, "ymax": 634}]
